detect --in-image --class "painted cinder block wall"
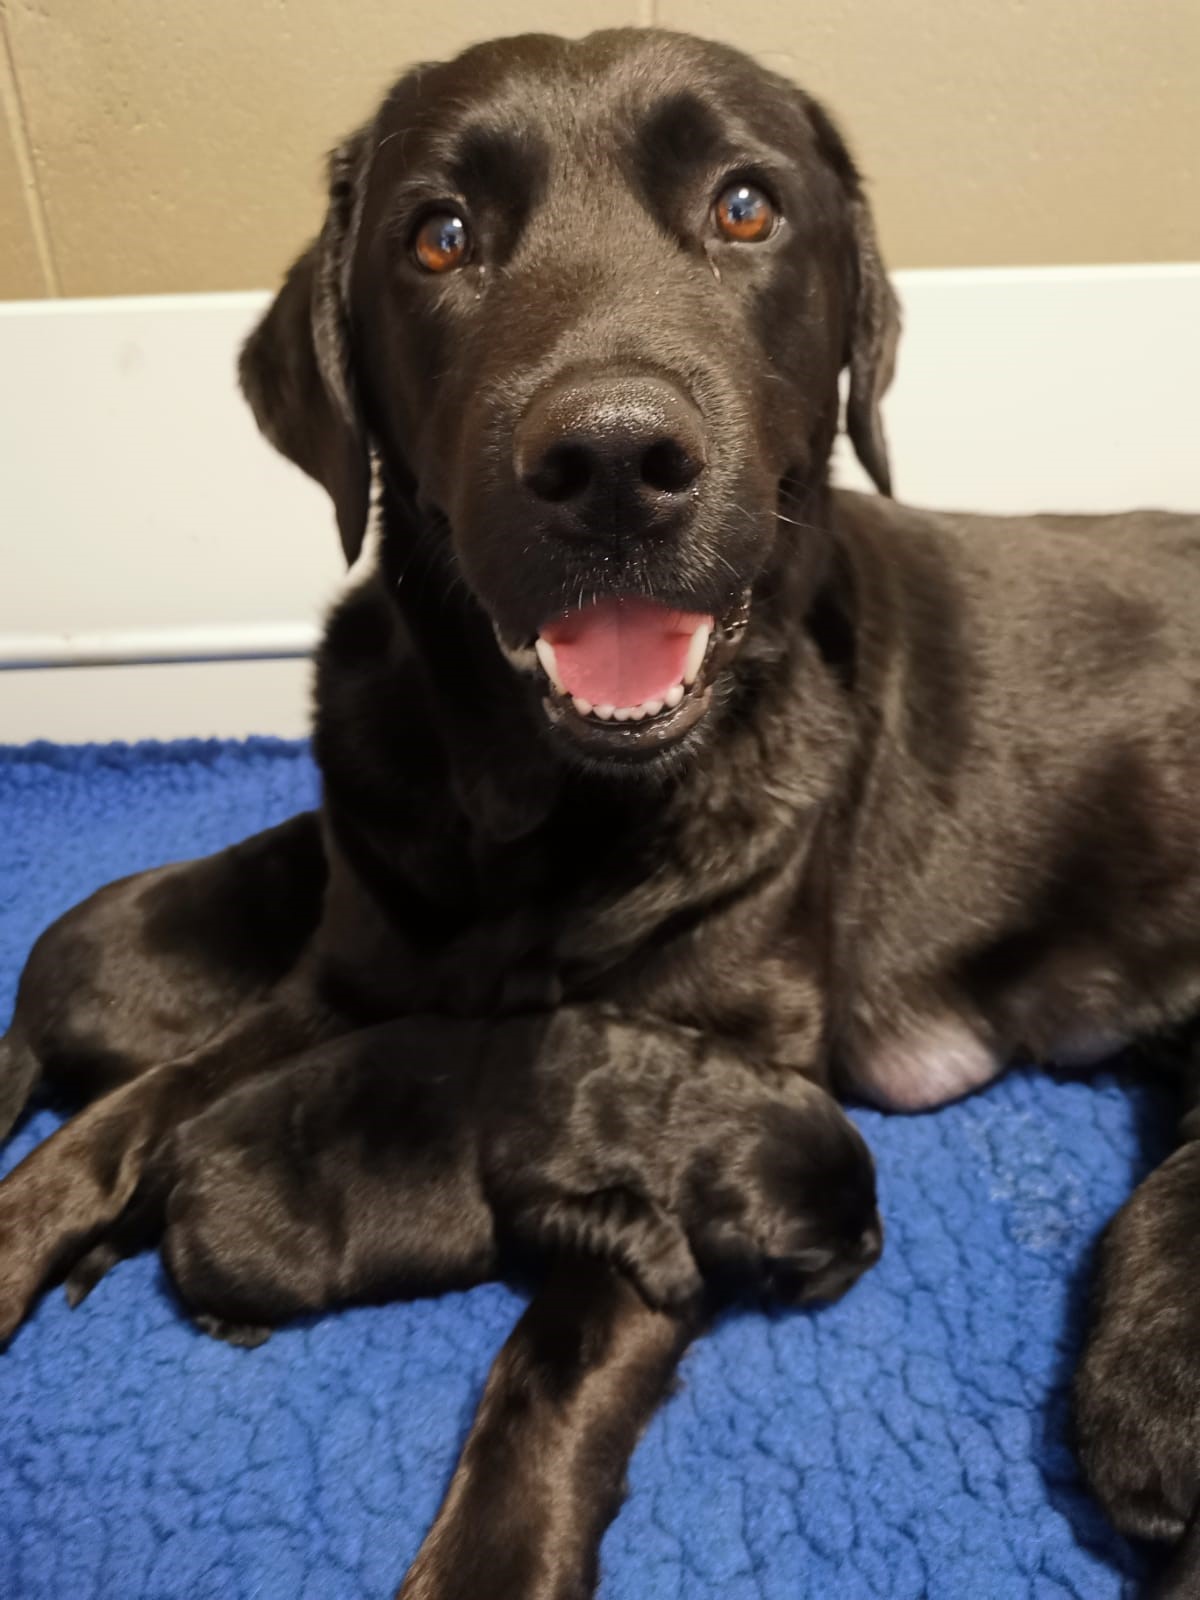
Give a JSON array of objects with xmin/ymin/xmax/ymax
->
[{"xmin": 1, "ymin": 0, "xmax": 1198, "ymax": 300}]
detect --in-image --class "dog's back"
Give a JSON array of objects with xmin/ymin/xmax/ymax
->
[{"xmin": 830, "ymin": 491, "xmax": 1200, "ymax": 1109}]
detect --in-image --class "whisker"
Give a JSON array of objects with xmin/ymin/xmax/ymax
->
[{"xmin": 774, "ymin": 509, "xmax": 824, "ymax": 537}]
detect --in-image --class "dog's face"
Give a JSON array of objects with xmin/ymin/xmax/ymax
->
[
  {"xmin": 686, "ymin": 1091, "xmax": 883, "ymax": 1306},
  {"xmin": 242, "ymin": 29, "xmax": 898, "ymax": 770}
]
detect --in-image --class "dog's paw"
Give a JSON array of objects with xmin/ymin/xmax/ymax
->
[
  {"xmin": 1075, "ymin": 1145, "xmax": 1200, "ymax": 1542},
  {"xmin": 63, "ymin": 1240, "xmax": 126, "ymax": 1308},
  {"xmin": 192, "ymin": 1311, "xmax": 272, "ymax": 1349}
]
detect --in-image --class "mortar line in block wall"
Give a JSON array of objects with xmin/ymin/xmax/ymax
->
[{"xmin": 0, "ymin": 7, "xmax": 60, "ymax": 296}]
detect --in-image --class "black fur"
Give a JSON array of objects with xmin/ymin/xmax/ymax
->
[
  {"xmin": 1076, "ymin": 1135, "xmax": 1200, "ymax": 1545},
  {"xmin": 67, "ymin": 1013, "xmax": 879, "ymax": 1342},
  {"xmin": 0, "ymin": 26, "xmax": 1197, "ymax": 1600}
]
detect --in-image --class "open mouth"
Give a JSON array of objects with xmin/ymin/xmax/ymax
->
[{"xmin": 528, "ymin": 591, "xmax": 751, "ymax": 758}]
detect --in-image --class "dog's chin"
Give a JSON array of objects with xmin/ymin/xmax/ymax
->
[{"xmin": 494, "ymin": 589, "xmax": 752, "ymax": 772}]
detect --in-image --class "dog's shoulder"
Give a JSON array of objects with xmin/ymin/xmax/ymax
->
[{"xmin": 832, "ymin": 487, "xmax": 1200, "ymax": 576}]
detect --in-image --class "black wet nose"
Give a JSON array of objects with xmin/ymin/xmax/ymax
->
[{"xmin": 514, "ymin": 375, "xmax": 706, "ymax": 530}]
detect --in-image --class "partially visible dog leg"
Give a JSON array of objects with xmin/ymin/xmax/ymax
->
[
  {"xmin": 1075, "ymin": 1139, "xmax": 1200, "ymax": 1546},
  {"xmin": 0, "ymin": 812, "xmax": 325, "ymax": 1140},
  {"xmin": 1149, "ymin": 1503, "xmax": 1200, "ymax": 1600},
  {"xmin": 398, "ymin": 1262, "xmax": 699, "ymax": 1600}
]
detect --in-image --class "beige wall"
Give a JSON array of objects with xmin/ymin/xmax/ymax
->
[{"xmin": 1, "ymin": 0, "xmax": 1197, "ymax": 300}]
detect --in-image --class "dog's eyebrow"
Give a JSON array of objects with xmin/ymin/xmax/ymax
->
[
  {"xmin": 633, "ymin": 90, "xmax": 756, "ymax": 216},
  {"xmin": 448, "ymin": 123, "xmax": 549, "ymax": 215},
  {"xmin": 640, "ymin": 92, "xmax": 735, "ymax": 168}
]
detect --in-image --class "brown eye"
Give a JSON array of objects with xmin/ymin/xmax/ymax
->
[
  {"xmin": 713, "ymin": 183, "xmax": 777, "ymax": 243},
  {"xmin": 413, "ymin": 212, "xmax": 469, "ymax": 273}
]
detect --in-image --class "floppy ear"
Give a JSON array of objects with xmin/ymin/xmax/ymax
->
[
  {"xmin": 239, "ymin": 127, "xmax": 373, "ymax": 562},
  {"xmin": 804, "ymin": 98, "xmax": 901, "ymax": 497},
  {"xmin": 844, "ymin": 191, "xmax": 901, "ymax": 498}
]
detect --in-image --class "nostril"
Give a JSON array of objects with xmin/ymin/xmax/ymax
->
[
  {"xmin": 525, "ymin": 442, "xmax": 594, "ymax": 504},
  {"xmin": 640, "ymin": 438, "xmax": 704, "ymax": 495}
]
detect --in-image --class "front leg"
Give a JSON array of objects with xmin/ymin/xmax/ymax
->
[
  {"xmin": 397, "ymin": 1260, "xmax": 700, "ymax": 1600},
  {"xmin": 1075, "ymin": 1139, "xmax": 1200, "ymax": 1545}
]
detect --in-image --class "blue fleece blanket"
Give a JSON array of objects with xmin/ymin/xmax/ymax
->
[{"xmin": 0, "ymin": 741, "xmax": 1165, "ymax": 1599}]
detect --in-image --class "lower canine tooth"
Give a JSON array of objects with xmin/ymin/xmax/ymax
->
[
  {"xmin": 682, "ymin": 624, "xmax": 711, "ymax": 687},
  {"xmin": 534, "ymin": 638, "xmax": 564, "ymax": 693},
  {"xmin": 572, "ymin": 696, "xmax": 593, "ymax": 716},
  {"xmin": 594, "ymin": 704, "xmax": 615, "ymax": 721},
  {"xmin": 665, "ymin": 683, "xmax": 685, "ymax": 708}
]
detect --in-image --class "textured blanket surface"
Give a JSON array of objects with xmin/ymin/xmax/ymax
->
[{"xmin": 0, "ymin": 740, "xmax": 1168, "ymax": 1599}]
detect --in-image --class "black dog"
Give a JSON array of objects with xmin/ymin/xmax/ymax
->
[
  {"xmin": 1076, "ymin": 1135, "xmax": 1200, "ymax": 1576},
  {"xmin": 66, "ymin": 1012, "xmax": 879, "ymax": 1343},
  {"xmin": 2, "ymin": 26, "xmax": 1199, "ymax": 1599}
]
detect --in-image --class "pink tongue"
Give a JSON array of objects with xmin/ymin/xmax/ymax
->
[{"xmin": 541, "ymin": 596, "xmax": 711, "ymax": 708}]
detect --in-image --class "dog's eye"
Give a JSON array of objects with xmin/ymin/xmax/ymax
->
[
  {"xmin": 712, "ymin": 183, "xmax": 777, "ymax": 243},
  {"xmin": 413, "ymin": 212, "xmax": 470, "ymax": 273}
]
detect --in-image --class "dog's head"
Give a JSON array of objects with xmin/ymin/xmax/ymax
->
[
  {"xmin": 683, "ymin": 1083, "xmax": 883, "ymax": 1306},
  {"xmin": 242, "ymin": 29, "xmax": 898, "ymax": 770}
]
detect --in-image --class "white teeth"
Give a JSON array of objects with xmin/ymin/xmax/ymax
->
[
  {"xmin": 682, "ymin": 624, "xmax": 711, "ymax": 688},
  {"xmin": 534, "ymin": 638, "xmax": 564, "ymax": 693},
  {"xmin": 580, "ymin": 694, "xmax": 679, "ymax": 725}
]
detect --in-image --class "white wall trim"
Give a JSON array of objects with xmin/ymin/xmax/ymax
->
[
  {"xmin": 2, "ymin": 263, "xmax": 1198, "ymax": 743},
  {"xmin": 0, "ymin": 621, "xmax": 320, "ymax": 671},
  {"xmin": 1, "ymin": 261, "xmax": 1192, "ymax": 319}
]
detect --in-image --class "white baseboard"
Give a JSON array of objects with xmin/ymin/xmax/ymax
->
[{"xmin": 2, "ymin": 264, "xmax": 1198, "ymax": 743}]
